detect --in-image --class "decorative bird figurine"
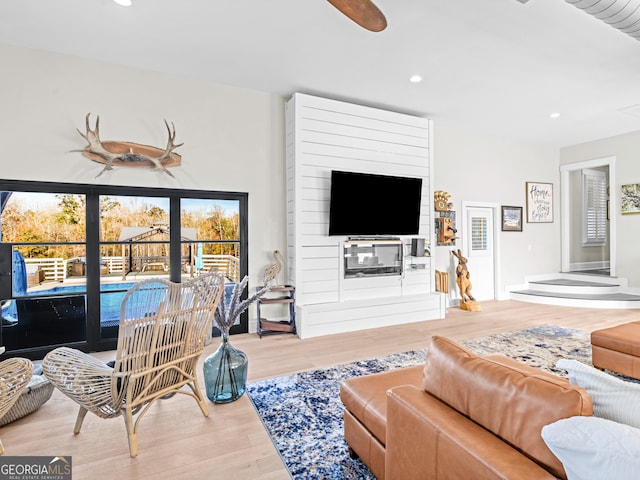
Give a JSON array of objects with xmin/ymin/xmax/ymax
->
[{"xmin": 263, "ymin": 250, "xmax": 284, "ymax": 287}]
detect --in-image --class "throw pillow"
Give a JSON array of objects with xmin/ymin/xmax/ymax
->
[
  {"xmin": 556, "ymin": 358, "xmax": 640, "ymax": 428},
  {"xmin": 542, "ymin": 416, "xmax": 640, "ymax": 480}
]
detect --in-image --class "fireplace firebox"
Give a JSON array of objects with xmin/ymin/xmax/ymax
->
[{"xmin": 343, "ymin": 240, "xmax": 403, "ymax": 278}]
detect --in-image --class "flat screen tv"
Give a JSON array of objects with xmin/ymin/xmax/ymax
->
[{"xmin": 328, "ymin": 170, "xmax": 423, "ymax": 236}]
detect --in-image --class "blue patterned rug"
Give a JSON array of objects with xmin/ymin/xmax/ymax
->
[{"xmin": 245, "ymin": 325, "xmax": 590, "ymax": 480}]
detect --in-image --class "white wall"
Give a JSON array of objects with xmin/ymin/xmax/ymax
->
[
  {"xmin": 432, "ymin": 123, "xmax": 561, "ymax": 297},
  {"xmin": 1, "ymin": 43, "xmax": 287, "ymax": 330},
  {"xmin": 8, "ymin": 41, "xmax": 637, "ymax": 333},
  {"xmin": 560, "ymin": 131, "xmax": 640, "ymax": 287}
]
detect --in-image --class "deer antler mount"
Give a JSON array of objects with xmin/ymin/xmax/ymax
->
[{"xmin": 75, "ymin": 113, "xmax": 182, "ymax": 178}]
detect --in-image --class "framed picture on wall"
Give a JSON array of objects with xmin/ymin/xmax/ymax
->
[
  {"xmin": 621, "ymin": 184, "xmax": 640, "ymax": 215},
  {"xmin": 526, "ymin": 182, "xmax": 553, "ymax": 223},
  {"xmin": 501, "ymin": 206, "xmax": 523, "ymax": 231}
]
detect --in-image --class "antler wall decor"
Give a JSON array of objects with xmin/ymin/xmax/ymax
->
[{"xmin": 74, "ymin": 113, "xmax": 182, "ymax": 178}]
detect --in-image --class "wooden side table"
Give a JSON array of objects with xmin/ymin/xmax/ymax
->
[{"xmin": 256, "ymin": 285, "xmax": 296, "ymax": 338}]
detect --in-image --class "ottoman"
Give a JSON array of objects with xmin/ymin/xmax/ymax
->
[{"xmin": 591, "ymin": 322, "xmax": 640, "ymax": 379}]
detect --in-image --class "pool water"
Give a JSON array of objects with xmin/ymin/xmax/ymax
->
[
  {"xmin": 10, "ymin": 281, "xmax": 236, "ymax": 326},
  {"xmin": 27, "ymin": 282, "xmax": 136, "ymax": 324}
]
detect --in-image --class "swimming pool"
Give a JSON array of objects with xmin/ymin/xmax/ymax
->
[
  {"xmin": 28, "ymin": 282, "xmax": 136, "ymax": 324},
  {"xmin": 5, "ymin": 281, "xmax": 236, "ymax": 326}
]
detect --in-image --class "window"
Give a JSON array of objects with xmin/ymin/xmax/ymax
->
[
  {"xmin": 582, "ymin": 168, "xmax": 608, "ymax": 246},
  {"xmin": 471, "ymin": 216, "xmax": 488, "ymax": 251},
  {"xmin": 0, "ymin": 180, "xmax": 248, "ymax": 358}
]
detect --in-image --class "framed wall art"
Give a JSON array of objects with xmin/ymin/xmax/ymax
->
[
  {"xmin": 526, "ymin": 182, "xmax": 553, "ymax": 223},
  {"xmin": 621, "ymin": 184, "xmax": 640, "ymax": 215},
  {"xmin": 501, "ymin": 206, "xmax": 523, "ymax": 231}
]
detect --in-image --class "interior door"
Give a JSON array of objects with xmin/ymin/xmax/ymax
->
[{"xmin": 464, "ymin": 206, "xmax": 495, "ymax": 301}]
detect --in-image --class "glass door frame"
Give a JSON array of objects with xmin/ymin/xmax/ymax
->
[{"xmin": 0, "ymin": 179, "xmax": 248, "ymax": 359}]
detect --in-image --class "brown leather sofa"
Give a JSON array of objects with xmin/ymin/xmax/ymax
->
[{"xmin": 340, "ymin": 336, "xmax": 593, "ymax": 480}]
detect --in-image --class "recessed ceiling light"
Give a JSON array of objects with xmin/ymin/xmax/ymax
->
[
  {"xmin": 113, "ymin": 0, "xmax": 132, "ymax": 6},
  {"xmin": 409, "ymin": 75, "xmax": 422, "ymax": 83},
  {"xmin": 550, "ymin": 112, "xmax": 561, "ymax": 119}
]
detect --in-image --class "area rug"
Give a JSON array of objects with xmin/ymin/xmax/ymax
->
[
  {"xmin": 245, "ymin": 324, "xmax": 590, "ymax": 480},
  {"xmin": 461, "ymin": 324, "xmax": 591, "ymax": 376}
]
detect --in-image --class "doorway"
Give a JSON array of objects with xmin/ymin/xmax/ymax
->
[
  {"xmin": 461, "ymin": 203, "xmax": 500, "ymax": 301},
  {"xmin": 560, "ymin": 157, "xmax": 616, "ymax": 277},
  {"xmin": 0, "ymin": 179, "xmax": 248, "ymax": 359}
]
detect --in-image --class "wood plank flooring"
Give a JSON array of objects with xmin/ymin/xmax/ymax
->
[{"xmin": 2, "ymin": 300, "xmax": 638, "ymax": 479}]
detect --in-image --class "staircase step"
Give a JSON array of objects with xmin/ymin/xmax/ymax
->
[
  {"xmin": 529, "ymin": 279, "xmax": 619, "ymax": 287},
  {"xmin": 510, "ymin": 289, "xmax": 640, "ymax": 309},
  {"xmin": 528, "ymin": 278, "xmax": 621, "ymax": 295},
  {"xmin": 510, "ymin": 274, "xmax": 640, "ymax": 309}
]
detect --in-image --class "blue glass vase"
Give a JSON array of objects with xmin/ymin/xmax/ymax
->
[{"xmin": 203, "ymin": 334, "xmax": 248, "ymax": 403}]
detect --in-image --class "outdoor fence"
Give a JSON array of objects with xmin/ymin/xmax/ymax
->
[
  {"xmin": 24, "ymin": 258, "xmax": 66, "ymax": 283},
  {"xmin": 203, "ymin": 254, "xmax": 240, "ymax": 282},
  {"xmin": 23, "ymin": 254, "xmax": 240, "ymax": 283}
]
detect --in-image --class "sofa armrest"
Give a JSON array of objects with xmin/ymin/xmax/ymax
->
[{"xmin": 385, "ymin": 385, "xmax": 558, "ymax": 480}]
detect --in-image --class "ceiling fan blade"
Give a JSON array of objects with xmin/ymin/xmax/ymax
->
[{"xmin": 326, "ymin": 0, "xmax": 388, "ymax": 32}]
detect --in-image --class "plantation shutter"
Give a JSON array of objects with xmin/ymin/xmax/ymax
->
[
  {"xmin": 471, "ymin": 216, "xmax": 488, "ymax": 251},
  {"xmin": 582, "ymin": 169, "xmax": 608, "ymax": 246}
]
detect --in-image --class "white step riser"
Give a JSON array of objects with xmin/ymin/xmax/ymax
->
[
  {"xmin": 510, "ymin": 292, "xmax": 640, "ymax": 309},
  {"xmin": 527, "ymin": 283, "xmax": 620, "ymax": 295},
  {"xmin": 509, "ymin": 274, "xmax": 640, "ymax": 309}
]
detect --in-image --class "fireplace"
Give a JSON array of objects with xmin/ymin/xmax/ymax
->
[{"xmin": 343, "ymin": 240, "xmax": 402, "ymax": 278}]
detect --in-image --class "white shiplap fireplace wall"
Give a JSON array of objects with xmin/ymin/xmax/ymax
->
[{"xmin": 285, "ymin": 93, "xmax": 444, "ymax": 338}]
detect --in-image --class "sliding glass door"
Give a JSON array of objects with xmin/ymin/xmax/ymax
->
[
  {"xmin": 0, "ymin": 180, "xmax": 248, "ymax": 359},
  {"xmin": 0, "ymin": 191, "xmax": 88, "ymax": 352}
]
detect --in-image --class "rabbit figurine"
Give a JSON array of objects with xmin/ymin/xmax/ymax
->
[{"xmin": 451, "ymin": 249, "xmax": 476, "ymax": 306}]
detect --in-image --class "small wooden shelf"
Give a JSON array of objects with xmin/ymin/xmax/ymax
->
[
  {"xmin": 256, "ymin": 285, "xmax": 296, "ymax": 338},
  {"xmin": 259, "ymin": 297, "xmax": 295, "ymax": 304}
]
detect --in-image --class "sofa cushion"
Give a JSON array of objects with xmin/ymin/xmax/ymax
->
[
  {"xmin": 423, "ymin": 336, "xmax": 593, "ymax": 479},
  {"xmin": 557, "ymin": 358, "xmax": 640, "ymax": 428},
  {"xmin": 542, "ymin": 416, "xmax": 640, "ymax": 480},
  {"xmin": 339, "ymin": 364, "xmax": 423, "ymax": 445}
]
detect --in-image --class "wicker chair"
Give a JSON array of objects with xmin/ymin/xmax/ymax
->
[
  {"xmin": 43, "ymin": 272, "xmax": 224, "ymax": 457},
  {"xmin": 0, "ymin": 357, "xmax": 34, "ymax": 454}
]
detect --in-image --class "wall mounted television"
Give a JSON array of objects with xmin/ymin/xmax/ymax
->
[{"xmin": 328, "ymin": 170, "xmax": 423, "ymax": 236}]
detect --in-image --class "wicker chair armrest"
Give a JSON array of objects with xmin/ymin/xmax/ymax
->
[
  {"xmin": 43, "ymin": 347, "xmax": 117, "ymax": 409},
  {"xmin": 0, "ymin": 358, "xmax": 34, "ymax": 418}
]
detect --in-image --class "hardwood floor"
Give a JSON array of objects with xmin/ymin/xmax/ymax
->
[{"xmin": 2, "ymin": 300, "xmax": 637, "ymax": 479}]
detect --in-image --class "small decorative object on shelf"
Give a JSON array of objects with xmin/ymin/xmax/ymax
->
[
  {"xmin": 436, "ymin": 216, "xmax": 457, "ymax": 245},
  {"xmin": 433, "ymin": 190, "xmax": 451, "ymax": 211},
  {"xmin": 434, "ymin": 191, "xmax": 457, "ymax": 246},
  {"xmin": 263, "ymin": 250, "xmax": 285, "ymax": 287},
  {"xmin": 256, "ymin": 285, "xmax": 296, "ymax": 337},
  {"xmin": 203, "ymin": 276, "xmax": 267, "ymax": 403}
]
